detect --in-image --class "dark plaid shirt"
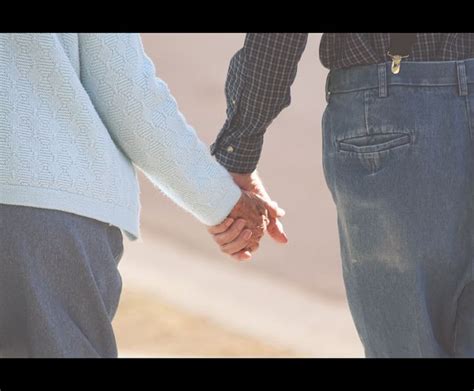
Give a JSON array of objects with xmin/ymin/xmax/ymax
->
[{"xmin": 211, "ymin": 33, "xmax": 474, "ymax": 173}]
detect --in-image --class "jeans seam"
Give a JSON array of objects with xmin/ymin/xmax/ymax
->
[
  {"xmin": 364, "ymin": 90, "xmax": 370, "ymax": 135},
  {"xmin": 329, "ymin": 83, "xmax": 472, "ymax": 95},
  {"xmin": 465, "ymin": 95, "xmax": 473, "ymax": 142},
  {"xmin": 326, "ymin": 104, "xmax": 338, "ymax": 202},
  {"xmin": 452, "ymin": 207, "xmax": 474, "ymax": 357}
]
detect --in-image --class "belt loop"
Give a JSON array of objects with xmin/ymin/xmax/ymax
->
[
  {"xmin": 457, "ymin": 61, "xmax": 468, "ymax": 96},
  {"xmin": 378, "ymin": 63, "xmax": 388, "ymax": 98},
  {"xmin": 325, "ymin": 71, "xmax": 331, "ymax": 103}
]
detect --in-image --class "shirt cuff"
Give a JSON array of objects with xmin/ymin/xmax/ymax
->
[{"xmin": 211, "ymin": 135, "xmax": 264, "ymax": 174}]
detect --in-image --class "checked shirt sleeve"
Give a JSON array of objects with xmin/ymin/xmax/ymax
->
[{"xmin": 211, "ymin": 33, "xmax": 308, "ymax": 173}]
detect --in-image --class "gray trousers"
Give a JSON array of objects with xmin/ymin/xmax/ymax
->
[{"xmin": 0, "ymin": 204, "xmax": 124, "ymax": 358}]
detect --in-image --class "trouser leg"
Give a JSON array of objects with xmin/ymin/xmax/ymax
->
[
  {"xmin": 322, "ymin": 86, "xmax": 474, "ymax": 357},
  {"xmin": 0, "ymin": 204, "xmax": 124, "ymax": 358}
]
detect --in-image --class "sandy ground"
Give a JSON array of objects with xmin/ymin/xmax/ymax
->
[
  {"xmin": 113, "ymin": 233, "xmax": 362, "ymax": 358},
  {"xmin": 112, "ymin": 34, "xmax": 363, "ymax": 357},
  {"xmin": 114, "ymin": 287, "xmax": 296, "ymax": 357}
]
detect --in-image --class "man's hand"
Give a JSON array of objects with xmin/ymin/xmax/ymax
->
[
  {"xmin": 230, "ymin": 171, "xmax": 288, "ymax": 244},
  {"xmin": 208, "ymin": 171, "xmax": 287, "ymax": 261},
  {"xmin": 207, "ymin": 191, "xmax": 269, "ymax": 261}
]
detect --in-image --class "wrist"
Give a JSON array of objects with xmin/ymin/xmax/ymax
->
[{"xmin": 230, "ymin": 170, "xmax": 260, "ymax": 192}]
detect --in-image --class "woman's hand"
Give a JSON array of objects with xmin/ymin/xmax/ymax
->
[{"xmin": 207, "ymin": 191, "xmax": 269, "ymax": 261}]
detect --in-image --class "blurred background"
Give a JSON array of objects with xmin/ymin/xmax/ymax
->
[{"xmin": 112, "ymin": 33, "xmax": 364, "ymax": 357}]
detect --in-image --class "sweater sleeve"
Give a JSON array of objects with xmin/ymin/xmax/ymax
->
[{"xmin": 78, "ymin": 33, "xmax": 241, "ymax": 226}]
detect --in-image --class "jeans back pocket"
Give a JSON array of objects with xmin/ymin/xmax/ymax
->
[
  {"xmin": 330, "ymin": 88, "xmax": 418, "ymax": 174},
  {"xmin": 337, "ymin": 132, "xmax": 411, "ymax": 154}
]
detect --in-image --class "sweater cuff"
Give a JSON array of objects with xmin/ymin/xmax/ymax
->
[{"xmin": 200, "ymin": 179, "xmax": 242, "ymax": 226}]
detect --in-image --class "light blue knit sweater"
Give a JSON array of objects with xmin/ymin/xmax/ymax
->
[{"xmin": 0, "ymin": 33, "xmax": 242, "ymax": 241}]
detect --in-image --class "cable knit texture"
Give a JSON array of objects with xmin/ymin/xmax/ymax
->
[{"xmin": 0, "ymin": 33, "xmax": 242, "ymax": 241}]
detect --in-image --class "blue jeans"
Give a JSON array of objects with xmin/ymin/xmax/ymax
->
[
  {"xmin": 322, "ymin": 59, "xmax": 474, "ymax": 357},
  {"xmin": 0, "ymin": 204, "xmax": 124, "ymax": 357}
]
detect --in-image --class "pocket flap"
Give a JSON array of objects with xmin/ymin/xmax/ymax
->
[{"xmin": 337, "ymin": 133, "xmax": 411, "ymax": 154}]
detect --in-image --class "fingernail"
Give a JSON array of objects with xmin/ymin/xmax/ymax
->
[
  {"xmin": 242, "ymin": 251, "xmax": 252, "ymax": 261},
  {"xmin": 225, "ymin": 218, "xmax": 234, "ymax": 226},
  {"xmin": 244, "ymin": 230, "xmax": 252, "ymax": 240}
]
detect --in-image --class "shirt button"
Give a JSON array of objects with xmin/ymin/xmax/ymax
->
[
  {"xmin": 226, "ymin": 146, "xmax": 234, "ymax": 153},
  {"xmin": 232, "ymin": 99, "xmax": 236, "ymax": 105}
]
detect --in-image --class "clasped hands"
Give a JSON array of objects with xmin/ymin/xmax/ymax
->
[{"xmin": 207, "ymin": 171, "xmax": 288, "ymax": 261}]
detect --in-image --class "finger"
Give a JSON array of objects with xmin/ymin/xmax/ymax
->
[
  {"xmin": 267, "ymin": 217, "xmax": 288, "ymax": 244},
  {"xmin": 272, "ymin": 202, "xmax": 286, "ymax": 218},
  {"xmin": 231, "ymin": 250, "xmax": 252, "ymax": 261},
  {"xmin": 214, "ymin": 219, "xmax": 246, "ymax": 246},
  {"xmin": 221, "ymin": 229, "xmax": 253, "ymax": 255},
  {"xmin": 207, "ymin": 217, "xmax": 234, "ymax": 234},
  {"xmin": 245, "ymin": 241, "xmax": 260, "ymax": 253},
  {"xmin": 255, "ymin": 195, "xmax": 286, "ymax": 218}
]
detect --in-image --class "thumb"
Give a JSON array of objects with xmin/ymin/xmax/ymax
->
[
  {"xmin": 267, "ymin": 216, "xmax": 288, "ymax": 244},
  {"xmin": 257, "ymin": 195, "xmax": 286, "ymax": 219}
]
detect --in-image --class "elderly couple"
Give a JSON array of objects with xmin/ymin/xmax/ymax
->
[{"xmin": 2, "ymin": 33, "xmax": 474, "ymax": 358}]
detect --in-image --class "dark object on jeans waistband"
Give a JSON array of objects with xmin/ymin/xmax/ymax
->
[
  {"xmin": 388, "ymin": 33, "xmax": 417, "ymax": 74},
  {"xmin": 389, "ymin": 33, "xmax": 417, "ymax": 56}
]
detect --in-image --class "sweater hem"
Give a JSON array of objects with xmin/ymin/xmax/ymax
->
[{"xmin": 0, "ymin": 183, "xmax": 140, "ymax": 241}]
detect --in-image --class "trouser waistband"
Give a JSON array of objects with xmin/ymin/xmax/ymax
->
[{"xmin": 325, "ymin": 58, "xmax": 474, "ymax": 102}]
